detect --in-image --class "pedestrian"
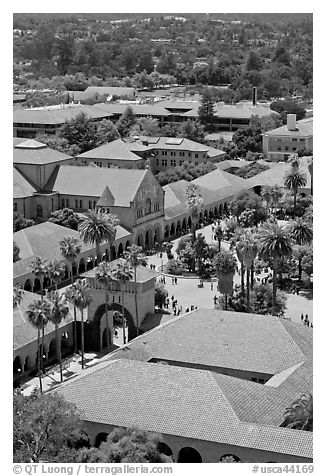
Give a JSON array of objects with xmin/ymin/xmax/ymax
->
[
  {"xmin": 310, "ymin": 322, "xmax": 313, "ymax": 328},
  {"xmin": 195, "ymin": 306, "xmax": 197, "ymax": 310},
  {"xmin": 191, "ymin": 305, "xmax": 194, "ymax": 311},
  {"xmin": 210, "ymin": 282, "xmax": 213, "ymax": 291},
  {"xmin": 171, "ymin": 295, "xmax": 174, "ymax": 302},
  {"xmin": 301, "ymin": 313, "xmax": 304, "ymax": 321},
  {"xmin": 186, "ymin": 307, "xmax": 189, "ymax": 313},
  {"xmin": 175, "ymin": 277, "xmax": 178, "ymax": 285},
  {"xmin": 166, "ymin": 298, "xmax": 169, "ymax": 307},
  {"xmin": 172, "ymin": 277, "xmax": 174, "ymax": 285},
  {"xmin": 163, "ymin": 276, "xmax": 166, "ymax": 284},
  {"xmin": 305, "ymin": 314, "xmax": 309, "ymax": 322},
  {"xmin": 173, "ymin": 308, "xmax": 177, "ymax": 316},
  {"xmin": 177, "ymin": 308, "xmax": 181, "ymax": 316}
]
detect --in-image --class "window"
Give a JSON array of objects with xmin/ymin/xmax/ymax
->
[
  {"xmin": 300, "ymin": 138, "xmax": 305, "ymax": 142},
  {"xmin": 188, "ymin": 152, "xmax": 191, "ymax": 157},
  {"xmin": 89, "ymin": 200, "xmax": 92, "ymax": 209},
  {"xmin": 66, "ymin": 199, "xmax": 70, "ymax": 208},
  {"xmin": 171, "ymin": 159, "xmax": 176, "ymax": 166},
  {"xmin": 61, "ymin": 199, "xmax": 65, "ymax": 208},
  {"xmin": 93, "ymin": 201, "xmax": 96, "ymax": 209},
  {"xmin": 145, "ymin": 198, "xmax": 151, "ymax": 215},
  {"xmin": 137, "ymin": 208, "xmax": 143, "ymax": 218},
  {"xmin": 79, "ymin": 200, "xmax": 83, "ymax": 209},
  {"xmin": 36, "ymin": 204, "xmax": 43, "ymax": 218},
  {"xmin": 75, "ymin": 199, "xmax": 78, "ymax": 209},
  {"xmin": 292, "ymin": 147, "xmax": 297, "ymax": 151},
  {"xmin": 13, "ymin": 202, "xmax": 18, "ymax": 212},
  {"xmin": 154, "ymin": 202, "xmax": 160, "ymax": 212},
  {"xmin": 277, "ymin": 147, "xmax": 282, "ymax": 151},
  {"xmin": 292, "ymin": 138, "xmax": 297, "ymax": 142},
  {"xmin": 285, "ymin": 146, "xmax": 289, "ymax": 151},
  {"xmin": 156, "ymin": 159, "xmax": 159, "ymax": 166},
  {"xmin": 195, "ymin": 153, "xmax": 198, "ymax": 158}
]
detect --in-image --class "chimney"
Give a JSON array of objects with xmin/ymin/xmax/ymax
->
[
  {"xmin": 287, "ymin": 114, "xmax": 297, "ymax": 131},
  {"xmin": 252, "ymin": 87, "xmax": 257, "ymax": 106}
]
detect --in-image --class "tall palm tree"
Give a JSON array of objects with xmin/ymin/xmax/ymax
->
[
  {"xmin": 69, "ymin": 279, "xmax": 93, "ymax": 369},
  {"xmin": 60, "ymin": 237, "xmax": 81, "ymax": 354},
  {"xmin": 125, "ymin": 245, "xmax": 147, "ymax": 337},
  {"xmin": 287, "ymin": 218, "xmax": 313, "ymax": 246},
  {"xmin": 235, "ymin": 243, "xmax": 245, "ymax": 294},
  {"xmin": 26, "ymin": 299, "xmax": 51, "ymax": 392},
  {"xmin": 280, "ymin": 393, "xmax": 313, "ymax": 431},
  {"xmin": 47, "ymin": 291, "xmax": 69, "ymax": 382},
  {"xmin": 95, "ymin": 261, "xmax": 113, "ymax": 350},
  {"xmin": 215, "ymin": 224, "xmax": 223, "ymax": 252},
  {"xmin": 46, "ymin": 259, "xmax": 65, "ymax": 290},
  {"xmin": 284, "ymin": 168, "xmax": 307, "ymax": 216},
  {"xmin": 30, "ymin": 256, "xmax": 48, "ymax": 298},
  {"xmin": 213, "ymin": 250, "xmax": 237, "ymax": 310},
  {"xmin": 185, "ymin": 184, "xmax": 203, "ymax": 242},
  {"xmin": 78, "ymin": 209, "xmax": 118, "ymax": 264},
  {"xmin": 13, "ymin": 285, "xmax": 24, "ymax": 308},
  {"xmin": 111, "ymin": 260, "xmax": 133, "ymax": 344},
  {"xmin": 259, "ymin": 223, "xmax": 292, "ymax": 315},
  {"xmin": 308, "ymin": 157, "xmax": 313, "ymax": 195},
  {"xmin": 65, "ymin": 285, "xmax": 78, "ymax": 355},
  {"xmin": 238, "ymin": 232, "xmax": 258, "ymax": 312},
  {"xmin": 59, "ymin": 236, "xmax": 81, "ymax": 283}
]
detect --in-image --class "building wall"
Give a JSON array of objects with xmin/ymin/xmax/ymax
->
[
  {"xmin": 263, "ymin": 134, "xmax": 313, "ymax": 161},
  {"xmin": 15, "ymin": 160, "xmax": 72, "ymax": 190},
  {"xmin": 82, "ymin": 420, "xmax": 312, "ymax": 463},
  {"xmin": 13, "ymin": 196, "xmax": 35, "ymax": 219},
  {"xmin": 151, "ymin": 149, "xmax": 208, "ymax": 173},
  {"xmin": 75, "ymin": 157, "xmax": 146, "ymax": 170}
]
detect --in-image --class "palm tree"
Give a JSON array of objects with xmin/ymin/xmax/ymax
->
[
  {"xmin": 215, "ymin": 224, "xmax": 223, "ymax": 252},
  {"xmin": 125, "ymin": 245, "xmax": 147, "ymax": 336},
  {"xmin": 110, "ymin": 261, "xmax": 133, "ymax": 344},
  {"xmin": 47, "ymin": 291, "xmax": 70, "ymax": 382},
  {"xmin": 284, "ymin": 168, "xmax": 307, "ymax": 216},
  {"xmin": 95, "ymin": 261, "xmax": 113, "ymax": 350},
  {"xmin": 213, "ymin": 250, "xmax": 237, "ymax": 310},
  {"xmin": 69, "ymin": 279, "xmax": 93, "ymax": 369},
  {"xmin": 259, "ymin": 223, "xmax": 292, "ymax": 315},
  {"xmin": 185, "ymin": 184, "xmax": 203, "ymax": 242},
  {"xmin": 287, "ymin": 218, "xmax": 313, "ymax": 246},
  {"xmin": 65, "ymin": 285, "xmax": 78, "ymax": 355},
  {"xmin": 59, "ymin": 236, "xmax": 81, "ymax": 283},
  {"xmin": 30, "ymin": 256, "xmax": 48, "ymax": 298},
  {"xmin": 308, "ymin": 157, "xmax": 313, "ymax": 195},
  {"xmin": 235, "ymin": 242, "xmax": 245, "ymax": 294},
  {"xmin": 26, "ymin": 299, "xmax": 51, "ymax": 392},
  {"xmin": 238, "ymin": 232, "xmax": 258, "ymax": 312},
  {"xmin": 78, "ymin": 209, "xmax": 118, "ymax": 264},
  {"xmin": 13, "ymin": 285, "xmax": 24, "ymax": 308},
  {"xmin": 60, "ymin": 237, "xmax": 81, "ymax": 354},
  {"xmin": 280, "ymin": 393, "xmax": 313, "ymax": 431},
  {"xmin": 46, "ymin": 259, "xmax": 65, "ymax": 290}
]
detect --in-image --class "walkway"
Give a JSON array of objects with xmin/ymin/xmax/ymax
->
[{"xmin": 148, "ymin": 223, "xmax": 313, "ymax": 325}]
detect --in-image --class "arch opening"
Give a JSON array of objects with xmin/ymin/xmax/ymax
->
[{"xmin": 178, "ymin": 447, "xmax": 202, "ymax": 463}]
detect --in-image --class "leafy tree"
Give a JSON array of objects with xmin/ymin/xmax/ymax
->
[
  {"xmin": 68, "ymin": 279, "xmax": 92, "ymax": 369},
  {"xmin": 55, "ymin": 34, "xmax": 75, "ymax": 75},
  {"xmin": 179, "ymin": 120, "xmax": 205, "ymax": 143},
  {"xmin": 185, "ymin": 184, "xmax": 203, "ymax": 242},
  {"xmin": 246, "ymin": 51, "xmax": 263, "ymax": 71},
  {"xmin": 280, "ymin": 394, "xmax": 313, "ymax": 431},
  {"xmin": 198, "ymin": 88, "xmax": 215, "ymax": 131},
  {"xmin": 284, "ymin": 169, "xmax": 307, "ymax": 216},
  {"xmin": 116, "ymin": 106, "xmax": 136, "ymax": 137},
  {"xmin": 129, "ymin": 117, "xmax": 160, "ymax": 137},
  {"xmin": 261, "ymin": 185, "xmax": 283, "ymax": 210},
  {"xmin": 36, "ymin": 133, "xmax": 81, "ymax": 156},
  {"xmin": 110, "ymin": 261, "xmax": 133, "ymax": 344},
  {"xmin": 301, "ymin": 245, "xmax": 313, "ymax": 277},
  {"xmin": 124, "ymin": 245, "xmax": 147, "ymax": 336},
  {"xmin": 156, "ymin": 52, "xmax": 177, "ymax": 76},
  {"xmin": 259, "ymin": 223, "xmax": 292, "ymax": 314},
  {"xmin": 26, "ymin": 299, "xmax": 51, "ymax": 392},
  {"xmin": 154, "ymin": 282, "xmax": 168, "ymax": 309},
  {"xmin": 95, "ymin": 119, "xmax": 120, "ymax": 145},
  {"xmin": 47, "ymin": 291, "xmax": 69, "ymax": 381},
  {"xmin": 13, "ymin": 241, "xmax": 20, "ymax": 262},
  {"xmin": 59, "ymin": 112, "xmax": 97, "ymax": 153},
  {"xmin": 287, "ymin": 218, "xmax": 313, "ymax": 246},
  {"xmin": 273, "ymin": 45, "xmax": 291, "ymax": 66},
  {"xmin": 13, "ymin": 213, "xmax": 34, "ymax": 232},
  {"xmin": 230, "ymin": 191, "xmax": 269, "ymax": 226},
  {"xmin": 232, "ymin": 125, "xmax": 263, "ymax": 156},
  {"xmin": 213, "ymin": 250, "xmax": 237, "ymax": 310},
  {"xmin": 78, "ymin": 210, "xmax": 118, "ymax": 264},
  {"xmin": 270, "ymin": 100, "xmax": 306, "ymax": 122},
  {"xmin": 77, "ymin": 427, "xmax": 172, "ymax": 463},
  {"xmin": 49, "ymin": 208, "xmax": 81, "ymax": 230},
  {"xmin": 165, "ymin": 258, "xmax": 185, "ymax": 276},
  {"xmin": 13, "ymin": 389, "xmax": 89, "ymax": 463}
]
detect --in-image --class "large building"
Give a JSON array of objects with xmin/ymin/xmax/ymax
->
[
  {"xmin": 262, "ymin": 115, "xmax": 313, "ymax": 162},
  {"xmin": 57, "ymin": 308, "xmax": 313, "ymax": 463}
]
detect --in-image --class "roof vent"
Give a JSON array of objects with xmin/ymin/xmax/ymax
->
[{"xmin": 287, "ymin": 114, "xmax": 297, "ymax": 131}]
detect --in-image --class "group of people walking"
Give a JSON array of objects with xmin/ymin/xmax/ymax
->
[{"xmin": 301, "ymin": 313, "xmax": 313, "ymax": 327}]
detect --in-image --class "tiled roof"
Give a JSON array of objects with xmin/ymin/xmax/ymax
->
[
  {"xmin": 13, "ymin": 168, "xmax": 36, "ymax": 199},
  {"xmin": 215, "ymin": 104, "xmax": 275, "ymax": 119},
  {"xmin": 14, "ymin": 290, "xmax": 74, "ymax": 351},
  {"xmin": 246, "ymin": 158, "xmax": 311, "ymax": 189},
  {"xmin": 57, "ymin": 358, "xmax": 312, "ymax": 458},
  {"xmin": 13, "ymin": 222, "xmax": 131, "ymax": 279},
  {"xmin": 78, "ymin": 139, "xmax": 143, "ymax": 162},
  {"xmin": 97, "ymin": 187, "xmax": 115, "ymax": 207},
  {"xmin": 215, "ymin": 160, "xmax": 250, "ymax": 171},
  {"xmin": 13, "ymin": 105, "xmax": 112, "ymax": 125},
  {"xmin": 94, "ymin": 103, "xmax": 172, "ymax": 117},
  {"xmin": 81, "ymin": 257, "xmax": 158, "ymax": 284},
  {"xmin": 52, "ymin": 166, "xmax": 147, "ymax": 206},
  {"xmin": 14, "ymin": 140, "xmax": 71, "ymax": 165},
  {"xmin": 264, "ymin": 117, "xmax": 313, "ymax": 137},
  {"xmin": 143, "ymin": 136, "xmax": 209, "ymax": 152}
]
